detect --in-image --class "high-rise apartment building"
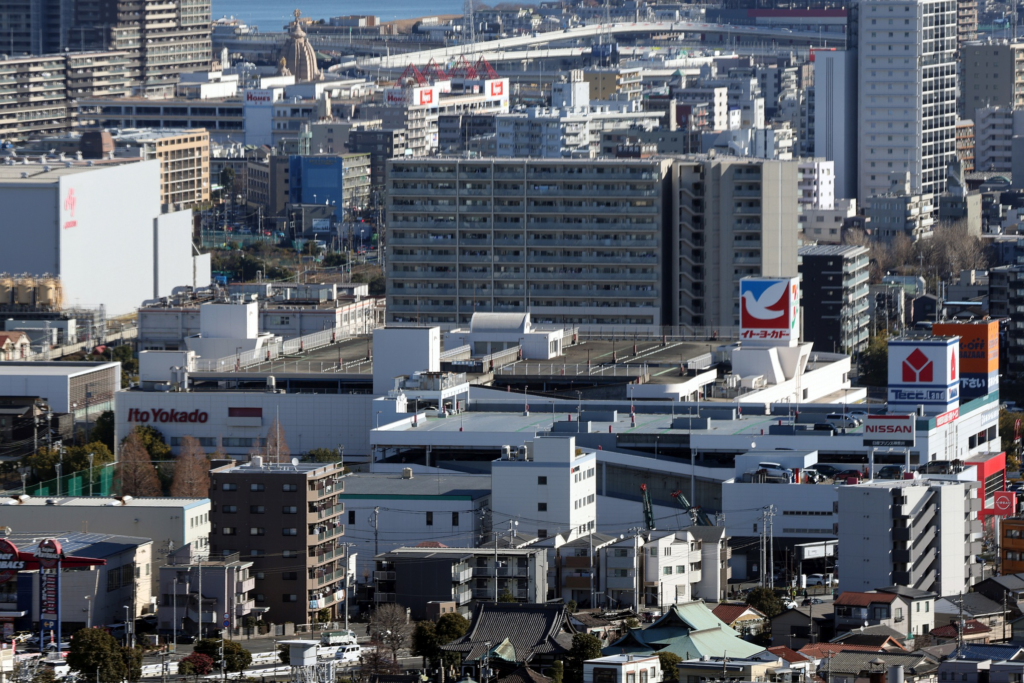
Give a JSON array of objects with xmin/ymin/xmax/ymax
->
[
  {"xmin": 0, "ymin": 51, "xmax": 136, "ymax": 142},
  {"xmin": 813, "ymin": 49, "xmax": 859, "ymax": 199},
  {"xmin": 857, "ymin": 0, "xmax": 957, "ymax": 199},
  {"xmin": 385, "ymin": 157, "xmax": 672, "ymax": 327},
  {"xmin": 672, "ymin": 157, "xmax": 800, "ymax": 328},
  {"xmin": 973, "ymin": 107, "xmax": 1024, "ymax": 172},
  {"xmin": 6, "ymin": 0, "xmax": 210, "ymax": 93},
  {"xmin": 838, "ymin": 479, "xmax": 981, "ymax": 597},
  {"xmin": 209, "ymin": 459, "xmax": 347, "ymax": 626},
  {"xmin": 961, "ymin": 42, "xmax": 1024, "ymax": 114},
  {"xmin": 798, "ymin": 245, "xmax": 871, "ymax": 353},
  {"xmin": 958, "ymin": 0, "xmax": 978, "ymax": 47}
]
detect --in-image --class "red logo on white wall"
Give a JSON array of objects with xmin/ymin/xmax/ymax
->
[
  {"xmin": 418, "ymin": 89, "xmax": 434, "ymax": 106},
  {"xmin": 62, "ymin": 188, "xmax": 77, "ymax": 229},
  {"xmin": 995, "ymin": 491, "xmax": 1017, "ymax": 515},
  {"xmin": 490, "ymin": 81, "xmax": 503, "ymax": 97}
]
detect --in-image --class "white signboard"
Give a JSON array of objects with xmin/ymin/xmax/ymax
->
[{"xmin": 863, "ymin": 414, "xmax": 916, "ymax": 447}]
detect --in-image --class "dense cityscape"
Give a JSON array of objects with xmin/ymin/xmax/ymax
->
[{"xmin": 0, "ymin": 0, "xmax": 1021, "ymax": 682}]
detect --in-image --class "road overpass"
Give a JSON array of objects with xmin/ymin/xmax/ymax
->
[{"xmin": 357, "ymin": 20, "xmax": 838, "ymax": 70}]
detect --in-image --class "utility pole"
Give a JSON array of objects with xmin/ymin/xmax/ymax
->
[
  {"xmin": 371, "ymin": 507, "xmax": 380, "ymax": 557},
  {"xmin": 198, "ymin": 554, "xmax": 204, "ymax": 641}
]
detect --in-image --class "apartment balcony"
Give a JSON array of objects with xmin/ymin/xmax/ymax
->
[
  {"xmin": 564, "ymin": 576, "xmax": 592, "ymax": 589},
  {"xmin": 606, "ymin": 576, "xmax": 636, "ymax": 590},
  {"xmin": 236, "ymin": 577, "xmax": 255, "ymax": 593},
  {"xmin": 453, "ymin": 567, "xmax": 473, "ymax": 583},
  {"xmin": 454, "ymin": 588, "xmax": 472, "ymax": 605},
  {"xmin": 235, "ymin": 599, "xmax": 254, "ymax": 617},
  {"xmin": 563, "ymin": 556, "xmax": 593, "ymax": 569},
  {"xmin": 310, "ymin": 524, "xmax": 344, "ymax": 542},
  {"xmin": 374, "ymin": 570, "xmax": 396, "ymax": 582},
  {"xmin": 374, "ymin": 592, "xmax": 396, "ymax": 603}
]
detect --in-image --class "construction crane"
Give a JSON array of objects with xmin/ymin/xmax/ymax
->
[
  {"xmin": 671, "ymin": 490, "xmax": 713, "ymax": 526},
  {"xmin": 640, "ymin": 483, "xmax": 656, "ymax": 531}
]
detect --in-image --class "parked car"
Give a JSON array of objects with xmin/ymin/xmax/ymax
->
[
  {"xmin": 826, "ymin": 413, "xmax": 861, "ymax": 429},
  {"xmin": 806, "ymin": 464, "xmax": 840, "ymax": 479},
  {"xmin": 812, "ymin": 423, "xmax": 836, "ymax": 434},
  {"xmin": 756, "ymin": 462, "xmax": 793, "ymax": 482},
  {"xmin": 807, "ymin": 573, "xmax": 834, "ymax": 586},
  {"xmin": 334, "ymin": 644, "xmax": 362, "ymax": 664},
  {"xmin": 782, "ymin": 599, "xmax": 798, "ymax": 610},
  {"xmin": 802, "ymin": 597, "xmax": 824, "ymax": 605},
  {"xmin": 836, "ymin": 469, "xmax": 864, "ymax": 483},
  {"xmin": 876, "ymin": 465, "xmax": 905, "ymax": 480}
]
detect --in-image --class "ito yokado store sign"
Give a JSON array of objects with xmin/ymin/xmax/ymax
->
[{"xmin": 0, "ymin": 538, "xmax": 104, "ymax": 649}]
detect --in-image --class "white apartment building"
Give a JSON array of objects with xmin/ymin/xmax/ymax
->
[
  {"xmin": 600, "ymin": 530, "xmax": 717, "ymax": 611},
  {"xmin": 798, "ymin": 159, "xmax": 836, "ymax": 209},
  {"xmin": 838, "ymin": 479, "xmax": 982, "ymax": 597},
  {"xmin": 675, "ymin": 86, "xmax": 730, "ymax": 130},
  {"xmin": 865, "ymin": 174, "xmax": 936, "ymax": 241},
  {"xmin": 973, "ymin": 107, "xmax": 1024, "ymax": 172},
  {"xmin": 857, "ymin": 0, "xmax": 957, "ymax": 199},
  {"xmin": 801, "ymin": 198, "xmax": 858, "ymax": 243},
  {"xmin": 702, "ymin": 125, "xmax": 795, "ymax": 160},
  {"xmin": 491, "ymin": 436, "xmax": 597, "ymax": 541},
  {"xmin": 495, "ymin": 105, "xmax": 662, "ymax": 159},
  {"xmin": 671, "ymin": 157, "xmax": 800, "ymax": 328},
  {"xmin": 813, "ymin": 49, "xmax": 859, "ymax": 199}
]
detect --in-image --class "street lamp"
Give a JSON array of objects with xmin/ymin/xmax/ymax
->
[
  {"xmin": 123, "ymin": 605, "xmax": 133, "ymax": 649},
  {"xmin": 88, "ymin": 452, "xmax": 94, "ymax": 497}
]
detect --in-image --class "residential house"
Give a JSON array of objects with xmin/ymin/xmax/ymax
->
[
  {"xmin": 771, "ymin": 606, "xmax": 831, "ymax": 650},
  {"xmin": 0, "ymin": 333, "xmax": 30, "ymax": 361},
  {"xmin": 712, "ymin": 603, "xmax": 766, "ymax": 637},
  {"xmin": 832, "ymin": 588, "xmax": 935, "ymax": 638},
  {"xmin": 830, "ymin": 629, "xmax": 907, "ymax": 652},
  {"xmin": 602, "ymin": 602, "xmax": 765, "ymax": 659},
  {"xmin": 976, "ymin": 574, "xmax": 1024, "ymax": 610},
  {"xmin": 584, "ymin": 655, "xmax": 662, "ymax": 683},
  {"xmin": 822, "ymin": 652, "xmax": 938, "ymax": 683},
  {"xmin": 500, "ymin": 668, "xmax": 553, "ymax": 683},
  {"xmin": 936, "ymin": 593, "xmax": 1006, "ymax": 641},
  {"xmin": 930, "ymin": 619, "xmax": 992, "ymax": 644}
]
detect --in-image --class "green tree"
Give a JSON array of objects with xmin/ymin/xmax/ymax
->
[
  {"xmin": 66, "ymin": 442, "xmax": 114, "ymax": 474},
  {"xmin": 623, "ymin": 617, "xmax": 640, "ymax": 629},
  {"xmin": 128, "ymin": 425, "xmax": 172, "ymax": 461},
  {"xmin": 566, "ymin": 633, "xmax": 603, "ymax": 683},
  {"xmin": 550, "ymin": 660, "xmax": 564, "ymax": 683},
  {"xmin": 1001, "ymin": 408, "xmax": 1023, "ymax": 473},
  {"xmin": 91, "ymin": 411, "xmax": 116, "ymax": 450},
  {"xmin": 411, "ymin": 621, "xmax": 438, "ymax": 667},
  {"xmin": 122, "ymin": 645, "xmax": 143, "ymax": 682},
  {"xmin": 178, "ymin": 652, "xmax": 214, "ymax": 678},
  {"xmin": 498, "ymin": 588, "xmax": 516, "ymax": 602},
  {"xmin": 24, "ymin": 446, "xmax": 61, "ymax": 481},
  {"xmin": 220, "ymin": 167, "xmax": 236, "ymax": 194},
  {"xmin": 316, "ymin": 608, "xmax": 331, "ymax": 623},
  {"xmin": 858, "ymin": 332, "xmax": 889, "ymax": 387},
  {"xmin": 412, "ymin": 613, "xmax": 469, "ymax": 668},
  {"xmin": 309, "ymin": 448, "xmax": 342, "ymax": 463},
  {"xmin": 277, "ymin": 644, "xmax": 290, "ymax": 665},
  {"xmin": 193, "ymin": 639, "xmax": 252, "ymax": 673},
  {"xmin": 435, "ymin": 612, "xmax": 469, "ymax": 644},
  {"xmin": 67, "ymin": 628, "xmax": 128, "ymax": 683},
  {"xmin": 566, "ymin": 600, "xmax": 577, "ymax": 614},
  {"xmin": 746, "ymin": 587, "xmax": 783, "ymax": 619},
  {"xmin": 658, "ymin": 653, "xmax": 682, "ymax": 682}
]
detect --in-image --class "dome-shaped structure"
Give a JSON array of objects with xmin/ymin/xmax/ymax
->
[{"xmin": 281, "ymin": 9, "xmax": 321, "ymax": 82}]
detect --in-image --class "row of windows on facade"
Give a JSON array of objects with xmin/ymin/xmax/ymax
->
[
  {"xmin": 107, "ymin": 562, "xmax": 145, "ymax": 591},
  {"xmin": 221, "ymin": 483, "xmax": 300, "ymax": 492},
  {"xmin": 188, "ymin": 512, "xmax": 209, "ymax": 527},
  {"xmin": 221, "ymin": 526, "xmax": 306, "ymax": 535}
]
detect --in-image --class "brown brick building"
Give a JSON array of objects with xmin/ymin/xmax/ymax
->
[{"xmin": 209, "ymin": 458, "xmax": 346, "ymax": 626}]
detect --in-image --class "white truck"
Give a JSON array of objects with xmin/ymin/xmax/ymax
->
[{"xmin": 319, "ymin": 630, "xmax": 357, "ymax": 646}]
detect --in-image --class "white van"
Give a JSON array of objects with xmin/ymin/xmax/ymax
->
[
  {"xmin": 825, "ymin": 413, "xmax": 860, "ymax": 429},
  {"xmin": 334, "ymin": 644, "xmax": 362, "ymax": 664}
]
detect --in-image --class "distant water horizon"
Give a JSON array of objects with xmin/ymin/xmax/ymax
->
[{"xmin": 212, "ymin": 0, "xmax": 468, "ymax": 31}]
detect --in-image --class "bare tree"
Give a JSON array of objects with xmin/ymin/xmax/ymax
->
[
  {"xmin": 118, "ymin": 431, "xmax": 162, "ymax": 497},
  {"xmin": 842, "ymin": 227, "xmax": 870, "ymax": 248},
  {"xmin": 369, "ymin": 604, "xmax": 411, "ymax": 663},
  {"xmin": 252, "ymin": 418, "xmax": 290, "ymax": 463},
  {"xmin": 170, "ymin": 436, "xmax": 210, "ymax": 497}
]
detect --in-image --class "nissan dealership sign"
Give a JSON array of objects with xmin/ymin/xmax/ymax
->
[{"xmin": 863, "ymin": 414, "xmax": 916, "ymax": 448}]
